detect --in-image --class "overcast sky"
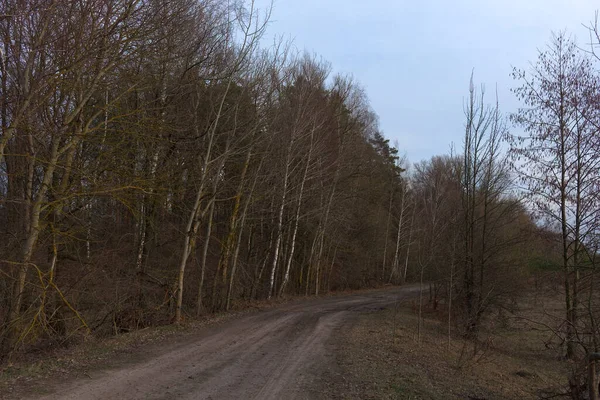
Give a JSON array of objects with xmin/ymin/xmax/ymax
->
[{"xmin": 253, "ymin": 0, "xmax": 599, "ymax": 163}]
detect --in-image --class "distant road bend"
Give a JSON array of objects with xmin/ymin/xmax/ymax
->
[{"xmin": 38, "ymin": 286, "xmax": 419, "ymax": 400}]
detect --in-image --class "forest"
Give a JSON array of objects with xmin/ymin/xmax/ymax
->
[{"xmin": 2, "ymin": 1, "xmax": 600, "ymax": 398}]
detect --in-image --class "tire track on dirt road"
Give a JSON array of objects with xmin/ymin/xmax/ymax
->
[{"xmin": 36, "ymin": 286, "xmax": 419, "ymax": 400}]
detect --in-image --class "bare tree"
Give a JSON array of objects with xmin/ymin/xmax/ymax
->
[{"xmin": 510, "ymin": 33, "xmax": 600, "ymax": 359}]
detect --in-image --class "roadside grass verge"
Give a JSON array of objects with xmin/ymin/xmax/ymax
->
[{"xmin": 326, "ymin": 288, "xmax": 571, "ymax": 399}]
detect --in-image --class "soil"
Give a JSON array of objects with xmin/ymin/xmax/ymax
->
[{"xmin": 3, "ymin": 286, "xmax": 420, "ymax": 400}]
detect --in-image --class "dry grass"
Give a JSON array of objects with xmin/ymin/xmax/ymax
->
[{"xmin": 326, "ymin": 288, "xmax": 573, "ymax": 399}]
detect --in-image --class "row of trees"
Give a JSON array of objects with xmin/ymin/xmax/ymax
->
[
  {"xmin": 0, "ymin": 0, "xmax": 409, "ymax": 357},
  {"xmin": 401, "ymin": 78, "xmax": 533, "ymax": 343},
  {"xmin": 408, "ymin": 29, "xmax": 600, "ymax": 399}
]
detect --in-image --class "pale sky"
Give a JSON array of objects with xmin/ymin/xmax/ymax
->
[{"xmin": 254, "ymin": 0, "xmax": 599, "ymax": 163}]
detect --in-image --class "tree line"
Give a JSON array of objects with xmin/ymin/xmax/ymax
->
[
  {"xmin": 0, "ymin": 0, "xmax": 409, "ymax": 357},
  {"xmin": 406, "ymin": 28, "xmax": 600, "ymax": 397},
  {"xmin": 410, "ymin": 28, "xmax": 600, "ymax": 398}
]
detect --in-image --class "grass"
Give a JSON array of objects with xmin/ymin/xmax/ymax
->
[
  {"xmin": 327, "ymin": 287, "xmax": 572, "ymax": 399},
  {"xmin": 528, "ymin": 257, "xmax": 562, "ymax": 272}
]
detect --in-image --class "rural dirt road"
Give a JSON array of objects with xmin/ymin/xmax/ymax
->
[{"xmin": 36, "ymin": 286, "xmax": 419, "ymax": 400}]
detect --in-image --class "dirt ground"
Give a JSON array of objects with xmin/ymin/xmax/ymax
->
[
  {"xmin": 2, "ymin": 285, "xmax": 574, "ymax": 400},
  {"xmin": 322, "ymin": 286, "xmax": 573, "ymax": 399},
  {"xmin": 1, "ymin": 286, "xmax": 420, "ymax": 400}
]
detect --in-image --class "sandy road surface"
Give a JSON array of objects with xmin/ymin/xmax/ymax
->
[{"xmin": 37, "ymin": 286, "xmax": 419, "ymax": 400}]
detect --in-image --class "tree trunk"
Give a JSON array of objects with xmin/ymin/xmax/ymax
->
[
  {"xmin": 402, "ymin": 210, "xmax": 415, "ymax": 283},
  {"xmin": 174, "ymin": 76, "xmax": 233, "ymax": 324},
  {"xmin": 382, "ymin": 190, "xmax": 394, "ymax": 282},
  {"xmin": 268, "ymin": 149, "xmax": 291, "ymax": 299},
  {"xmin": 279, "ymin": 128, "xmax": 313, "ymax": 296},
  {"xmin": 389, "ymin": 189, "xmax": 406, "ymax": 283},
  {"xmin": 196, "ymin": 200, "xmax": 215, "ymax": 316}
]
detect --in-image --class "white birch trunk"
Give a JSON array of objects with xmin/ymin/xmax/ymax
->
[
  {"xmin": 196, "ymin": 199, "xmax": 215, "ymax": 315},
  {"xmin": 279, "ymin": 128, "xmax": 314, "ymax": 296},
  {"xmin": 389, "ymin": 189, "xmax": 406, "ymax": 283},
  {"xmin": 315, "ymin": 168, "xmax": 339, "ymax": 296},
  {"xmin": 174, "ymin": 74, "xmax": 233, "ymax": 323},
  {"xmin": 402, "ymin": 210, "xmax": 415, "ymax": 283},
  {"xmin": 268, "ymin": 160, "xmax": 289, "ymax": 299}
]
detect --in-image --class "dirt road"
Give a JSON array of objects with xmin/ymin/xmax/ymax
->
[{"xmin": 37, "ymin": 286, "xmax": 419, "ymax": 400}]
